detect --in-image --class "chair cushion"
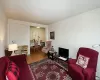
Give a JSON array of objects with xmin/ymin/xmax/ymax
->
[
  {"xmin": 68, "ymin": 59, "xmax": 76, "ymax": 64},
  {"xmin": 8, "ymin": 55, "xmax": 33, "ymax": 80},
  {"xmin": 68, "ymin": 64, "xmax": 84, "ymax": 80},
  {"xmin": 6, "ymin": 59, "xmax": 19, "ymax": 80},
  {"xmin": 83, "ymin": 68, "xmax": 94, "ymax": 80},
  {"xmin": 76, "ymin": 54, "xmax": 90, "ymax": 69},
  {"xmin": 0, "ymin": 57, "xmax": 9, "ymax": 80}
]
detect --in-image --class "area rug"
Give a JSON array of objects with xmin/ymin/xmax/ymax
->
[{"xmin": 29, "ymin": 58, "xmax": 72, "ymax": 80}]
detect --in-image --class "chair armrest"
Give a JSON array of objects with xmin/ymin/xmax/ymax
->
[
  {"xmin": 68, "ymin": 58, "xmax": 76, "ymax": 64},
  {"xmin": 83, "ymin": 68, "xmax": 95, "ymax": 80}
]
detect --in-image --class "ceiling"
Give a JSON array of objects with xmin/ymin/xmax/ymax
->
[{"xmin": 1, "ymin": 0, "xmax": 100, "ymax": 24}]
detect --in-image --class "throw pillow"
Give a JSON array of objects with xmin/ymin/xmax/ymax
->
[
  {"xmin": 76, "ymin": 54, "xmax": 90, "ymax": 69},
  {"xmin": 6, "ymin": 59, "xmax": 19, "ymax": 80}
]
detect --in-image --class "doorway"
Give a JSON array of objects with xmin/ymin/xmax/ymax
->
[{"xmin": 30, "ymin": 26, "xmax": 46, "ymax": 53}]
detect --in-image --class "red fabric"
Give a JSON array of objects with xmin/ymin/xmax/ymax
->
[
  {"xmin": 83, "ymin": 68, "xmax": 95, "ymax": 80},
  {"xmin": 68, "ymin": 47, "xmax": 99, "ymax": 80},
  {"xmin": 0, "ymin": 55, "xmax": 33, "ymax": 80},
  {"xmin": 8, "ymin": 55, "xmax": 33, "ymax": 80},
  {"xmin": 6, "ymin": 60, "xmax": 19, "ymax": 80},
  {"xmin": 68, "ymin": 64, "xmax": 84, "ymax": 80},
  {"xmin": 6, "ymin": 72, "xmax": 17, "ymax": 80},
  {"xmin": 77, "ymin": 47, "xmax": 98, "ymax": 71},
  {"xmin": 0, "ymin": 57, "xmax": 8, "ymax": 80},
  {"xmin": 68, "ymin": 58, "xmax": 76, "ymax": 64}
]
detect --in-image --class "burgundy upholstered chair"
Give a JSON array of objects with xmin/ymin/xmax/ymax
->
[{"xmin": 68, "ymin": 47, "xmax": 99, "ymax": 80}]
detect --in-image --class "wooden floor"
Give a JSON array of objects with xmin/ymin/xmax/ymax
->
[{"xmin": 26, "ymin": 51, "xmax": 47, "ymax": 64}]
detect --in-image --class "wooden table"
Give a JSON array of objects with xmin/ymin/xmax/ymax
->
[{"xmin": 5, "ymin": 49, "xmax": 12, "ymax": 56}]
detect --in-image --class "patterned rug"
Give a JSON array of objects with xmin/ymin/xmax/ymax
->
[{"xmin": 29, "ymin": 58, "xmax": 72, "ymax": 80}]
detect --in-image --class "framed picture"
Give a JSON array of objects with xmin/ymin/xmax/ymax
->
[{"xmin": 50, "ymin": 31, "xmax": 55, "ymax": 39}]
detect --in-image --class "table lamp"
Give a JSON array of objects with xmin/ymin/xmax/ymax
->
[{"xmin": 8, "ymin": 44, "xmax": 18, "ymax": 56}]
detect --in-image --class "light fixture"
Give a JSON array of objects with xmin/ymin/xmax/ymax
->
[
  {"xmin": 8, "ymin": 44, "xmax": 18, "ymax": 56},
  {"xmin": 92, "ymin": 44, "xmax": 100, "ymax": 48},
  {"xmin": 37, "ymin": 27, "xmax": 40, "ymax": 28},
  {"xmin": 0, "ymin": 36, "xmax": 3, "ymax": 41}
]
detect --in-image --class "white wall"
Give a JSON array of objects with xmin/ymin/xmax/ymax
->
[
  {"xmin": 0, "ymin": 6, "xmax": 7, "ymax": 57},
  {"xmin": 8, "ymin": 19, "xmax": 48, "ymax": 55},
  {"xmin": 48, "ymin": 8, "xmax": 100, "ymax": 77}
]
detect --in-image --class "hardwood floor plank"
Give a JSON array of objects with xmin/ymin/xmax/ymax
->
[{"xmin": 27, "ymin": 51, "xmax": 47, "ymax": 64}]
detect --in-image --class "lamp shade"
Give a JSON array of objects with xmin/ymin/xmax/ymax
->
[{"xmin": 8, "ymin": 44, "xmax": 18, "ymax": 51}]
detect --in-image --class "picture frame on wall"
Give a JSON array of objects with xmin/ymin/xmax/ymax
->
[{"xmin": 50, "ymin": 31, "xmax": 55, "ymax": 39}]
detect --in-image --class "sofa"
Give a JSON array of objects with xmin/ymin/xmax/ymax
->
[{"xmin": 0, "ymin": 54, "xmax": 33, "ymax": 80}]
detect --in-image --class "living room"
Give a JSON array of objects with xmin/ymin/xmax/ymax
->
[{"xmin": 0, "ymin": 0, "xmax": 100, "ymax": 80}]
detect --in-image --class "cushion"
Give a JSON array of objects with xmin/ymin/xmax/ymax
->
[
  {"xmin": 0, "ymin": 57, "xmax": 8, "ymax": 80},
  {"xmin": 76, "ymin": 54, "xmax": 90, "ymax": 69},
  {"xmin": 8, "ymin": 54, "xmax": 33, "ymax": 80},
  {"xmin": 69, "ymin": 64, "xmax": 83, "ymax": 75},
  {"xmin": 6, "ymin": 59, "xmax": 19, "ymax": 80},
  {"xmin": 68, "ymin": 64, "xmax": 84, "ymax": 80}
]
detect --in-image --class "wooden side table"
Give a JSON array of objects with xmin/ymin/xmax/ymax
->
[
  {"xmin": 48, "ymin": 51, "xmax": 57, "ymax": 60},
  {"xmin": 48, "ymin": 51, "xmax": 68, "ymax": 70},
  {"xmin": 5, "ymin": 49, "xmax": 12, "ymax": 56}
]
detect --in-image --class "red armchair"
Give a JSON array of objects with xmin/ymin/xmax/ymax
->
[{"xmin": 68, "ymin": 47, "xmax": 99, "ymax": 80}]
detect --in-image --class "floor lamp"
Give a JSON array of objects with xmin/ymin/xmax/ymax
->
[
  {"xmin": 8, "ymin": 44, "xmax": 18, "ymax": 56},
  {"xmin": 92, "ymin": 44, "xmax": 100, "ymax": 80},
  {"xmin": 92, "ymin": 44, "xmax": 100, "ymax": 48}
]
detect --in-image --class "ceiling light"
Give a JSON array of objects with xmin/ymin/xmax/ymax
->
[{"xmin": 37, "ymin": 27, "xmax": 40, "ymax": 28}]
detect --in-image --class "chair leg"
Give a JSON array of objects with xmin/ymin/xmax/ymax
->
[{"xmin": 33, "ymin": 48, "xmax": 35, "ymax": 52}]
